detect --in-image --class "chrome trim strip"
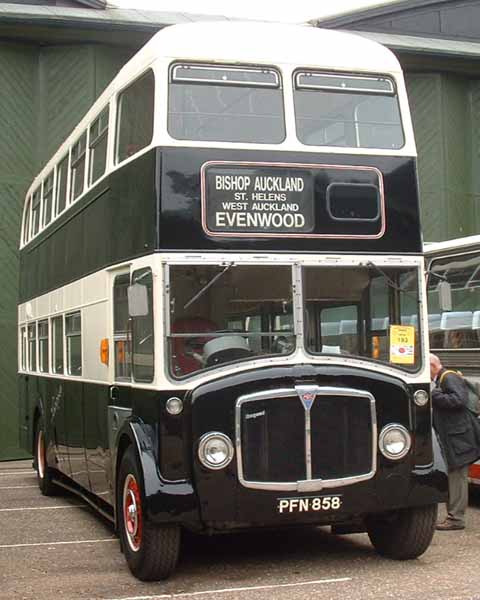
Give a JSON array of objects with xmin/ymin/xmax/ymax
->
[{"xmin": 236, "ymin": 386, "xmax": 377, "ymax": 491}]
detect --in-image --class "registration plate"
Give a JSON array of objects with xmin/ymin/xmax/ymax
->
[{"xmin": 277, "ymin": 495, "xmax": 342, "ymax": 514}]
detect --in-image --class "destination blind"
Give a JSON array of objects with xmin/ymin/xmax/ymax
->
[{"xmin": 203, "ymin": 164, "xmax": 315, "ymax": 235}]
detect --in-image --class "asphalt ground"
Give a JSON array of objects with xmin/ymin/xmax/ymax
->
[{"xmin": 2, "ymin": 459, "xmax": 480, "ymax": 600}]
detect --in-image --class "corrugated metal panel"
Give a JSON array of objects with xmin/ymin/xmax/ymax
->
[
  {"xmin": 38, "ymin": 45, "xmax": 96, "ymax": 168},
  {"xmin": 0, "ymin": 44, "xmax": 36, "ymax": 460},
  {"xmin": 0, "ymin": 40, "xmax": 130, "ymax": 460},
  {"xmin": 442, "ymin": 75, "xmax": 472, "ymax": 238},
  {"xmin": 94, "ymin": 45, "xmax": 132, "ymax": 98},
  {"xmin": 468, "ymin": 81, "xmax": 480, "ymax": 233},
  {"xmin": 405, "ymin": 72, "xmax": 446, "ymax": 241}
]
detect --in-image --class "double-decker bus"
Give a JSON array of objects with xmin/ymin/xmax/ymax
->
[
  {"xmin": 425, "ymin": 234, "xmax": 480, "ymax": 486},
  {"xmin": 18, "ymin": 21, "xmax": 447, "ymax": 580}
]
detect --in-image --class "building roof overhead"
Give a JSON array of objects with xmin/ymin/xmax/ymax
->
[{"xmin": 314, "ymin": 0, "xmax": 480, "ymax": 43}]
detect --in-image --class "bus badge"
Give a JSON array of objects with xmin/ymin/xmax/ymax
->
[{"xmin": 299, "ymin": 391, "xmax": 316, "ymax": 411}]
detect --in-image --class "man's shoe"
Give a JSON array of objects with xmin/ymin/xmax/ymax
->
[{"xmin": 436, "ymin": 520, "xmax": 465, "ymax": 531}]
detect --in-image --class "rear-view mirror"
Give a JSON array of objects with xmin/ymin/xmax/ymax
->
[
  {"xmin": 438, "ymin": 280, "xmax": 452, "ymax": 312},
  {"xmin": 128, "ymin": 283, "xmax": 149, "ymax": 317}
]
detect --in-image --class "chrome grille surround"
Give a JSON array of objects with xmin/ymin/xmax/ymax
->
[{"xmin": 235, "ymin": 385, "xmax": 377, "ymax": 492}]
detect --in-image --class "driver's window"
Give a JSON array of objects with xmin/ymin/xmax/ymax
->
[{"xmin": 131, "ymin": 268, "xmax": 154, "ymax": 383}]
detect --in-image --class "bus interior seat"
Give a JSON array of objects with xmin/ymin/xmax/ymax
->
[
  {"xmin": 472, "ymin": 311, "xmax": 480, "ymax": 330},
  {"xmin": 440, "ymin": 311, "xmax": 473, "ymax": 330},
  {"xmin": 440, "ymin": 311, "xmax": 476, "ymax": 349}
]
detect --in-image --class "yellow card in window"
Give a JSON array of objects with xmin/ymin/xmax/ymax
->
[{"xmin": 389, "ymin": 325, "xmax": 415, "ymax": 365}]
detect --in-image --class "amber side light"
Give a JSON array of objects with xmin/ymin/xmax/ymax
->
[
  {"xmin": 100, "ymin": 338, "xmax": 109, "ymax": 365},
  {"xmin": 372, "ymin": 335, "xmax": 380, "ymax": 359}
]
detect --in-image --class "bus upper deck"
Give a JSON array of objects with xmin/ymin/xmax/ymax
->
[{"xmin": 20, "ymin": 23, "xmax": 420, "ymax": 307}]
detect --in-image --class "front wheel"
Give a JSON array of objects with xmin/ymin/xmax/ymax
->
[
  {"xmin": 117, "ymin": 446, "xmax": 180, "ymax": 581},
  {"xmin": 366, "ymin": 504, "xmax": 438, "ymax": 560}
]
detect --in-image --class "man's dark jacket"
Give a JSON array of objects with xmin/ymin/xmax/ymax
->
[{"xmin": 432, "ymin": 369, "xmax": 480, "ymax": 469}]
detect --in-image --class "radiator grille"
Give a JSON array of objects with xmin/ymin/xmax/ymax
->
[{"xmin": 236, "ymin": 386, "xmax": 376, "ymax": 491}]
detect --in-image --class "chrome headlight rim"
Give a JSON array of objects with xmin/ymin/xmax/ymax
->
[
  {"xmin": 166, "ymin": 396, "xmax": 184, "ymax": 416},
  {"xmin": 413, "ymin": 389, "xmax": 429, "ymax": 407},
  {"xmin": 198, "ymin": 432, "xmax": 234, "ymax": 470},
  {"xmin": 379, "ymin": 424, "xmax": 411, "ymax": 460}
]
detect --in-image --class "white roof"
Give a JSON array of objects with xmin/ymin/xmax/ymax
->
[
  {"xmin": 424, "ymin": 235, "xmax": 480, "ymax": 256},
  {"xmin": 139, "ymin": 21, "xmax": 402, "ymax": 73},
  {"xmin": 23, "ymin": 19, "xmax": 410, "ymax": 205}
]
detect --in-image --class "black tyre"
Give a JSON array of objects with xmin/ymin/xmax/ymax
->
[
  {"xmin": 34, "ymin": 417, "xmax": 59, "ymax": 496},
  {"xmin": 366, "ymin": 503, "xmax": 438, "ymax": 560},
  {"xmin": 117, "ymin": 446, "xmax": 180, "ymax": 581}
]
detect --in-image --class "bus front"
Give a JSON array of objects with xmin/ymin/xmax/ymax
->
[{"xmin": 142, "ymin": 24, "xmax": 447, "ymax": 567}]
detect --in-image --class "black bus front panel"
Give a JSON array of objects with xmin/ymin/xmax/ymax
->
[{"xmin": 183, "ymin": 365, "xmax": 446, "ymax": 531}]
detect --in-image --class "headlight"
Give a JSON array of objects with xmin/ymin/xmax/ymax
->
[
  {"xmin": 198, "ymin": 432, "xmax": 234, "ymax": 470},
  {"xmin": 379, "ymin": 424, "xmax": 411, "ymax": 460},
  {"xmin": 414, "ymin": 389, "xmax": 429, "ymax": 407}
]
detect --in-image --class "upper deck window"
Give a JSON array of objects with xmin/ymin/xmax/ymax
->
[
  {"xmin": 294, "ymin": 72, "xmax": 404, "ymax": 150},
  {"xmin": 31, "ymin": 187, "xmax": 41, "ymax": 237},
  {"xmin": 56, "ymin": 155, "xmax": 69, "ymax": 216},
  {"xmin": 168, "ymin": 63, "xmax": 285, "ymax": 144},
  {"xmin": 70, "ymin": 132, "xmax": 87, "ymax": 202},
  {"xmin": 116, "ymin": 70, "xmax": 154, "ymax": 163},
  {"xmin": 22, "ymin": 197, "xmax": 31, "ymax": 245},
  {"xmin": 89, "ymin": 107, "xmax": 109, "ymax": 185},
  {"xmin": 42, "ymin": 171, "xmax": 54, "ymax": 227}
]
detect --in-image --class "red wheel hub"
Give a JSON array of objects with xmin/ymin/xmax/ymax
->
[{"xmin": 123, "ymin": 474, "xmax": 143, "ymax": 552}]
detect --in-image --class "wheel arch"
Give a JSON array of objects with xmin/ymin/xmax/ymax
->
[{"xmin": 113, "ymin": 419, "xmax": 199, "ymax": 529}]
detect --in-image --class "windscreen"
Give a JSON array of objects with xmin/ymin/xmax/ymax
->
[
  {"xmin": 427, "ymin": 251, "xmax": 480, "ymax": 350},
  {"xmin": 168, "ymin": 264, "xmax": 294, "ymax": 377},
  {"xmin": 294, "ymin": 71, "xmax": 404, "ymax": 149},
  {"xmin": 168, "ymin": 63, "xmax": 285, "ymax": 143},
  {"xmin": 304, "ymin": 265, "xmax": 420, "ymax": 370}
]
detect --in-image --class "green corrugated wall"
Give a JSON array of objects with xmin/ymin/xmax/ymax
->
[
  {"xmin": 406, "ymin": 72, "xmax": 480, "ymax": 242},
  {"xmin": 0, "ymin": 41, "xmax": 131, "ymax": 460}
]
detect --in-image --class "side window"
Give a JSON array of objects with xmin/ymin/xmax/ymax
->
[
  {"xmin": 131, "ymin": 268, "xmax": 154, "ymax": 383},
  {"xmin": 66, "ymin": 312, "xmax": 82, "ymax": 375},
  {"xmin": 42, "ymin": 171, "xmax": 54, "ymax": 227},
  {"xmin": 116, "ymin": 70, "xmax": 154, "ymax": 163},
  {"xmin": 52, "ymin": 316, "xmax": 64, "ymax": 374},
  {"xmin": 38, "ymin": 320, "xmax": 49, "ymax": 373},
  {"xmin": 31, "ymin": 187, "xmax": 42, "ymax": 237},
  {"xmin": 113, "ymin": 273, "xmax": 132, "ymax": 380},
  {"xmin": 20, "ymin": 326, "xmax": 27, "ymax": 370},
  {"xmin": 23, "ymin": 197, "xmax": 31, "ymax": 244},
  {"xmin": 28, "ymin": 323, "xmax": 37, "ymax": 371},
  {"xmin": 70, "ymin": 133, "xmax": 87, "ymax": 202},
  {"xmin": 56, "ymin": 155, "xmax": 69, "ymax": 216},
  {"xmin": 89, "ymin": 107, "xmax": 109, "ymax": 185}
]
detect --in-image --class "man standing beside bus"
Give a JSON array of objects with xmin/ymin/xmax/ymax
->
[{"xmin": 430, "ymin": 353, "xmax": 480, "ymax": 530}]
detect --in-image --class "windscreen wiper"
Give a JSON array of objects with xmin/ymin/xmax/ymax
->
[
  {"xmin": 366, "ymin": 261, "xmax": 416, "ymax": 296},
  {"xmin": 183, "ymin": 263, "xmax": 234, "ymax": 310}
]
